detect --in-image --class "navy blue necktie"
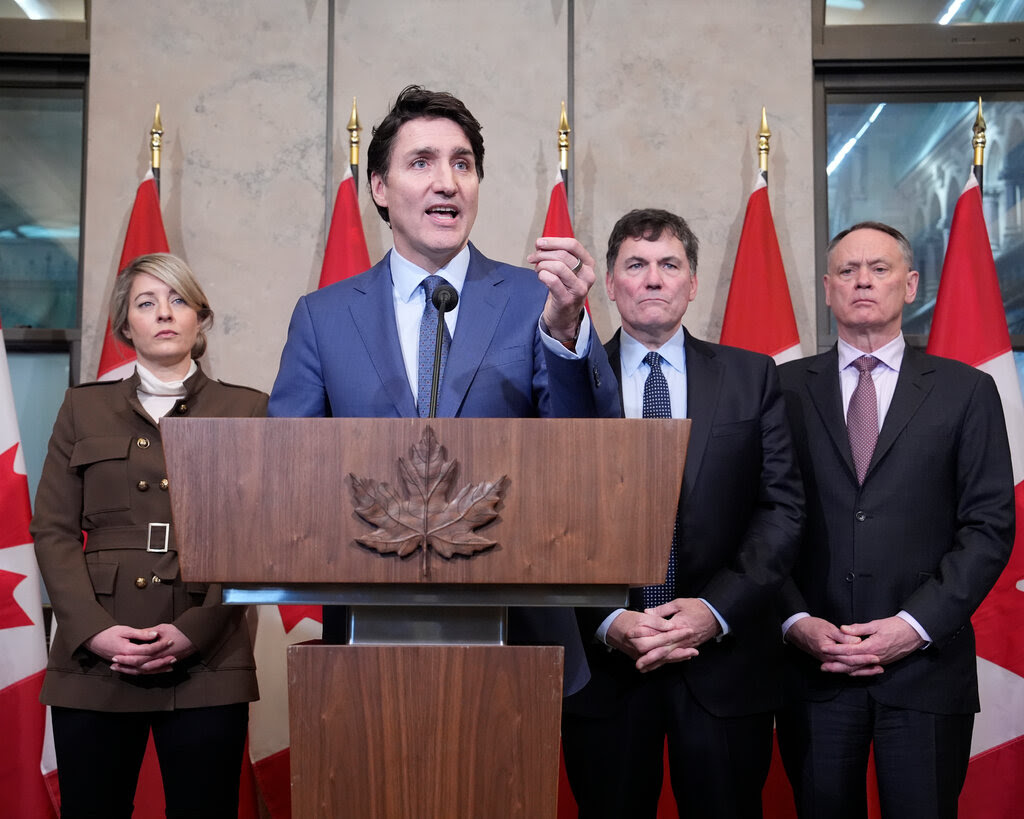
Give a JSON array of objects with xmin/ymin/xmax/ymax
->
[
  {"xmin": 641, "ymin": 352, "xmax": 678, "ymax": 609},
  {"xmin": 417, "ymin": 275, "xmax": 452, "ymax": 418}
]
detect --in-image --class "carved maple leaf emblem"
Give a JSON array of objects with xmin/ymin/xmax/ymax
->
[{"xmin": 348, "ymin": 427, "xmax": 509, "ymax": 576}]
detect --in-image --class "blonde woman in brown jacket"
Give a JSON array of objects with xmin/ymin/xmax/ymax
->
[{"xmin": 31, "ymin": 253, "xmax": 266, "ymax": 819}]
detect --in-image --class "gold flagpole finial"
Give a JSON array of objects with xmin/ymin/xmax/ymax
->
[
  {"xmin": 758, "ymin": 106, "xmax": 771, "ymax": 174},
  {"xmin": 150, "ymin": 104, "xmax": 163, "ymax": 170},
  {"xmin": 972, "ymin": 97, "xmax": 986, "ymax": 167},
  {"xmin": 347, "ymin": 97, "xmax": 362, "ymax": 169},
  {"xmin": 558, "ymin": 101, "xmax": 571, "ymax": 173}
]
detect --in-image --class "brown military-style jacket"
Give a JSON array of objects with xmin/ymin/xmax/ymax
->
[{"xmin": 31, "ymin": 364, "xmax": 267, "ymax": 712}]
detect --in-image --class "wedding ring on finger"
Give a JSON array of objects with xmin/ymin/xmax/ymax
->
[{"xmin": 569, "ymin": 255, "xmax": 583, "ymax": 274}]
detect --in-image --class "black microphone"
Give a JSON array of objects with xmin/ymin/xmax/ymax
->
[
  {"xmin": 428, "ymin": 284, "xmax": 459, "ymax": 417},
  {"xmin": 432, "ymin": 283, "xmax": 458, "ymax": 313}
]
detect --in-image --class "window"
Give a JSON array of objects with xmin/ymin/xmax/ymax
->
[
  {"xmin": 824, "ymin": 97, "xmax": 1024, "ymax": 339},
  {"xmin": 1, "ymin": 16, "xmax": 87, "ymax": 499},
  {"xmin": 0, "ymin": 85, "xmax": 83, "ymax": 330},
  {"xmin": 814, "ymin": 0, "xmax": 1024, "ymax": 362}
]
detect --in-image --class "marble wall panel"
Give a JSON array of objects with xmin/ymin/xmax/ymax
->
[
  {"xmin": 83, "ymin": 1, "xmax": 329, "ymax": 391},
  {"xmin": 332, "ymin": 0, "xmax": 571, "ymax": 272},
  {"xmin": 574, "ymin": 0, "xmax": 816, "ymax": 347}
]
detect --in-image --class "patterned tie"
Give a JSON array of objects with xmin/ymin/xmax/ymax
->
[
  {"xmin": 641, "ymin": 352, "xmax": 678, "ymax": 609},
  {"xmin": 417, "ymin": 275, "xmax": 452, "ymax": 418},
  {"xmin": 847, "ymin": 355, "xmax": 880, "ymax": 485}
]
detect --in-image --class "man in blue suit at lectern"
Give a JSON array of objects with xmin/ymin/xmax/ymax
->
[{"xmin": 268, "ymin": 85, "xmax": 620, "ymax": 695}]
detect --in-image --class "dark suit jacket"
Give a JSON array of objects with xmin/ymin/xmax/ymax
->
[
  {"xmin": 32, "ymin": 366, "xmax": 266, "ymax": 712},
  {"xmin": 267, "ymin": 244, "xmax": 621, "ymax": 695},
  {"xmin": 778, "ymin": 344, "xmax": 1015, "ymax": 714},
  {"xmin": 565, "ymin": 328, "xmax": 803, "ymax": 719}
]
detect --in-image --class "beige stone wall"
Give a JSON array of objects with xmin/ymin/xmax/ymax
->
[
  {"xmin": 81, "ymin": 0, "xmax": 816, "ymax": 392},
  {"xmin": 83, "ymin": 2, "xmax": 330, "ymax": 389}
]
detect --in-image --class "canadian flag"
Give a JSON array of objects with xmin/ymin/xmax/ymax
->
[
  {"xmin": 720, "ymin": 171, "xmax": 801, "ymax": 364},
  {"xmin": 96, "ymin": 169, "xmax": 169, "ymax": 381},
  {"xmin": 925, "ymin": 171, "xmax": 1024, "ymax": 819},
  {"xmin": 541, "ymin": 169, "xmax": 589, "ymax": 320},
  {"xmin": 248, "ymin": 165, "xmax": 370, "ymax": 817},
  {"xmin": 0, "ymin": 317, "xmax": 56, "ymax": 818},
  {"xmin": 317, "ymin": 166, "xmax": 371, "ymax": 289},
  {"xmin": 721, "ymin": 167, "xmax": 803, "ymax": 817},
  {"xmin": 542, "ymin": 170, "xmax": 574, "ymax": 240}
]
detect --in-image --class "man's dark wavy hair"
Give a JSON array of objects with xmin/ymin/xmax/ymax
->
[
  {"xmin": 606, "ymin": 208, "xmax": 699, "ymax": 275},
  {"xmin": 366, "ymin": 85, "xmax": 484, "ymax": 224}
]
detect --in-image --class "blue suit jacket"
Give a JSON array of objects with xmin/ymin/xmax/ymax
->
[
  {"xmin": 269, "ymin": 244, "xmax": 617, "ymax": 421},
  {"xmin": 268, "ymin": 244, "xmax": 621, "ymax": 696}
]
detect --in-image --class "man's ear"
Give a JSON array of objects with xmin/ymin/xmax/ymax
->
[{"xmin": 370, "ymin": 172, "xmax": 387, "ymax": 209}]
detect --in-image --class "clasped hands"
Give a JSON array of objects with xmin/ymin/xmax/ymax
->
[
  {"xmin": 85, "ymin": 623, "xmax": 196, "ymax": 675},
  {"xmin": 785, "ymin": 615, "xmax": 925, "ymax": 677},
  {"xmin": 607, "ymin": 598, "xmax": 721, "ymax": 673},
  {"xmin": 528, "ymin": 237, "xmax": 594, "ymax": 348}
]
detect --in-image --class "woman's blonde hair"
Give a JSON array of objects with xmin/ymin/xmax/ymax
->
[{"xmin": 110, "ymin": 253, "xmax": 214, "ymax": 359}]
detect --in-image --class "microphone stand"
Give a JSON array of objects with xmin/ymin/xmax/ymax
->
[{"xmin": 427, "ymin": 284, "xmax": 459, "ymax": 418}]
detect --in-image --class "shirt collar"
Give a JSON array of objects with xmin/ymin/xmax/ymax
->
[
  {"xmin": 390, "ymin": 245, "xmax": 471, "ymax": 304},
  {"xmin": 837, "ymin": 333, "xmax": 906, "ymax": 374},
  {"xmin": 619, "ymin": 324, "xmax": 687, "ymax": 377}
]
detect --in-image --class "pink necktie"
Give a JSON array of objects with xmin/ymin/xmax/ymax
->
[{"xmin": 847, "ymin": 355, "xmax": 880, "ymax": 485}]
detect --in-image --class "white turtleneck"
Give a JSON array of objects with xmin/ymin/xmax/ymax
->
[{"xmin": 135, "ymin": 360, "xmax": 197, "ymax": 424}]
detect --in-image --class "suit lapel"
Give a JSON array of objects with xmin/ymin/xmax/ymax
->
[
  {"xmin": 604, "ymin": 328, "xmax": 715, "ymax": 492},
  {"xmin": 436, "ymin": 246, "xmax": 509, "ymax": 417},
  {"xmin": 604, "ymin": 330, "xmax": 625, "ymax": 414},
  {"xmin": 349, "ymin": 254, "xmax": 418, "ymax": 417},
  {"xmin": 803, "ymin": 346, "xmax": 857, "ymax": 482},
  {"xmin": 681, "ymin": 331, "xmax": 721, "ymax": 499},
  {"xmin": 866, "ymin": 344, "xmax": 934, "ymax": 480}
]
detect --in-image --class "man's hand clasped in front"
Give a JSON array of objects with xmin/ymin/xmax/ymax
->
[
  {"xmin": 786, "ymin": 614, "xmax": 925, "ymax": 677},
  {"xmin": 606, "ymin": 597, "xmax": 722, "ymax": 673}
]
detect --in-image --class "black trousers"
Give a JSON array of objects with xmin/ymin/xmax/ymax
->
[
  {"xmin": 51, "ymin": 702, "xmax": 249, "ymax": 819},
  {"xmin": 776, "ymin": 687, "xmax": 974, "ymax": 819},
  {"xmin": 562, "ymin": 667, "xmax": 773, "ymax": 819}
]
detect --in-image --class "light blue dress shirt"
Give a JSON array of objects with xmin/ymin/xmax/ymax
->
[{"xmin": 388, "ymin": 246, "xmax": 592, "ymax": 405}]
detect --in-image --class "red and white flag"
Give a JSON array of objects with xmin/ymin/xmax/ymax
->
[
  {"xmin": 96, "ymin": 169, "xmax": 169, "ymax": 381},
  {"xmin": 248, "ymin": 166, "xmax": 370, "ymax": 817},
  {"xmin": 540, "ymin": 168, "xmax": 589, "ymax": 316},
  {"xmin": 0, "ymin": 317, "xmax": 56, "ymax": 818},
  {"xmin": 542, "ymin": 169, "xmax": 573, "ymax": 240},
  {"xmin": 318, "ymin": 166, "xmax": 371, "ymax": 289},
  {"xmin": 926, "ymin": 171, "xmax": 1024, "ymax": 819},
  {"xmin": 719, "ymin": 169, "xmax": 803, "ymax": 817},
  {"xmin": 720, "ymin": 171, "xmax": 801, "ymax": 364}
]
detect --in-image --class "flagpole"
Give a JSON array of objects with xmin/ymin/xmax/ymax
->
[
  {"xmin": 558, "ymin": 100, "xmax": 570, "ymax": 186},
  {"xmin": 150, "ymin": 104, "xmax": 163, "ymax": 198},
  {"xmin": 972, "ymin": 97, "xmax": 986, "ymax": 195},
  {"xmin": 758, "ymin": 106, "xmax": 771, "ymax": 181},
  {"xmin": 347, "ymin": 97, "xmax": 361, "ymax": 196}
]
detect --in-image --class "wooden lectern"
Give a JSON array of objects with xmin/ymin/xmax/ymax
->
[{"xmin": 163, "ymin": 417, "xmax": 688, "ymax": 818}]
